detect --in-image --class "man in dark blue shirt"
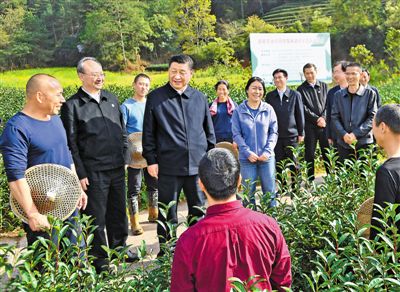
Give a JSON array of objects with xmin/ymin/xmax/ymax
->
[
  {"xmin": 143, "ymin": 54, "xmax": 216, "ymax": 256},
  {"xmin": 0, "ymin": 74, "xmax": 87, "ymax": 246}
]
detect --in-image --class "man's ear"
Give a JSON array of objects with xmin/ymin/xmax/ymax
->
[
  {"xmin": 198, "ymin": 178, "xmax": 206, "ymax": 193},
  {"xmin": 35, "ymin": 91, "xmax": 44, "ymax": 104},
  {"xmin": 237, "ymin": 175, "xmax": 242, "ymax": 189}
]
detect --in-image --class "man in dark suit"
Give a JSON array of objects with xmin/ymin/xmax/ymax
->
[
  {"xmin": 61, "ymin": 57, "xmax": 136, "ymax": 273},
  {"xmin": 143, "ymin": 54, "xmax": 215, "ymax": 257},
  {"xmin": 297, "ymin": 63, "xmax": 330, "ymax": 181}
]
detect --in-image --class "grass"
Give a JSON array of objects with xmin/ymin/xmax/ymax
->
[{"xmin": 0, "ymin": 66, "xmax": 251, "ymax": 89}]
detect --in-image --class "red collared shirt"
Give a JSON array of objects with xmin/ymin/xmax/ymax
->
[{"xmin": 171, "ymin": 200, "xmax": 292, "ymax": 292}]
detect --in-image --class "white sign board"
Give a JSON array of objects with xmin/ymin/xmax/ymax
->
[{"xmin": 250, "ymin": 33, "xmax": 332, "ymax": 85}]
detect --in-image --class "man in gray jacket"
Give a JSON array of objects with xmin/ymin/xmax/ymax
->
[{"xmin": 331, "ymin": 62, "xmax": 378, "ymax": 161}]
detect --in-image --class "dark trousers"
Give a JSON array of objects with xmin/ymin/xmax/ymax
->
[
  {"xmin": 304, "ymin": 124, "xmax": 330, "ymax": 180},
  {"xmin": 157, "ymin": 174, "xmax": 205, "ymax": 245},
  {"xmin": 127, "ymin": 167, "xmax": 158, "ymax": 214},
  {"xmin": 23, "ymin": 209, "xmax": 81, "ymax": 246},
  {"xmin": 83, "ymin": 167, "xmax": 128, "ymax": 272},
  {"xmin": 337, "ymin": 143, "xmax": 371, "ymax": 162},
  {"xmin": 275, "ymin": 137, "xmax": 298, "ymax": 185}
]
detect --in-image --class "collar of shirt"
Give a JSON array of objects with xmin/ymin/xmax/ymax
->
[
  {"xmin": 82, "ymin": 87, "xmax": 101, "ymax": 103},
  {"xmin": 277, "ymin": 88, "xmax": 287, "ymax": 100},
  {"xmin": 172, "ymin": 84, "xmax": 188, "ymax": 96},
  {"xmin": 346, "ymin": 84, "xmax": 366, "ymax": 97},
  {"xmin": 206, "ymin": 200, "xmax": 243, "ymax": 216}
]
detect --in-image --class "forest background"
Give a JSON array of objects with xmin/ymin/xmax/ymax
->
[{"xmin": 1, "ymin": 0, "xmax": 400, "ymax": 83}]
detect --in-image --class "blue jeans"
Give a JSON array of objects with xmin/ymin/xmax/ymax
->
[{"xmin": 240, "ymin": 156, "xmax": 277, "ymax": 207}]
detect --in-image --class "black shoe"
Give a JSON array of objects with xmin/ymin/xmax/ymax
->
[{"xmin": 125, "ymin": 249, "xmax": 140, "ymax": 263}]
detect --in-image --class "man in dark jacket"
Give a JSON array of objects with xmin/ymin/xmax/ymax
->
[
  {"xmin": 61, "ymin": 57, "xmax": 135, "ymax": 273},
  {"xmin": 143, "ymin": 54, "xmax": 216, "ymax": 256},
  {"xmin": 331, "ymin": 62, "xmax": 378, "ymax": 161},
  {"xmin": 297, "ymin": 63, "xmax": 329, "ymax": 181},
  {"xmin": 265, "ymin": 68, "xmax": 304, "ymax": 187},
  {"xmin": 361, "ymin": 69, "xmax": 381, "ymax": 108},
  {"xmin": 326, "ymin": 60, "xmax": 349, "ymax": 146}
]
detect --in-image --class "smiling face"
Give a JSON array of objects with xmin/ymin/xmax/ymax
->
[
  {"xmin": 345, "ymin": 66, "xmax": 362, "ymax": 88},
  {"xmin": 246, "ymin": 80, "xmax": 264, "ymax": 104},
  {"xmin": 273, "ymin": 72, "xmax": 287, "ymax": 90},
  {"xmin": 39, "ymin": 79, "xmax": 65, "ymax": 116},
  {"xmin": 360, "ymin": 71, "xmax": 370, "ymax": 86},
  {"xmin": 168, "ymin": 62, "xmax": 193, "ymax": 91},
  {"xmin": 216, "ymin": 83, "xmax": 229, "ymax": 101},
  {"xmin": 78, "ymin": 60, "xmax": 105, "ymax": 92},
  {"xmin": 134, "ymin": 76, "xmax": 150, "ymax": 99},
  {"xmin": 333, "ymin": 64, "xmax": 346, "ymax": 85}
]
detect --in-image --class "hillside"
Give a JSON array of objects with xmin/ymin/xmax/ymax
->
[{"xmin": 262, "ymin": 0, "xmax": 332, "ymax": 27}]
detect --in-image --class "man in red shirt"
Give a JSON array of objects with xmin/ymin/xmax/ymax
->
[{"xmin": 170, "ymin": 148, "xmax": 292, "ymax": 292}]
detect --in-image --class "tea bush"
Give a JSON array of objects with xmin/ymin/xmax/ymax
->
[{"xmin": 1, "ymin": 81, "xmax": 400, "ymax": 289}]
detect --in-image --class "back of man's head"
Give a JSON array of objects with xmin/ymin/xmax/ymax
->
[
  {"xmin": 199, "ymin": 148, "xmax": 240, "ymax": 201},
  {"xmin": 375, "ymin": 104, "xmax": 400, "ymax": 134}
]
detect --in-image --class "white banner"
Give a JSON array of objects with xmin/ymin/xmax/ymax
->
[{"xmin": 250, "ymin": 33, "xmax": 332, "ymax": 85}]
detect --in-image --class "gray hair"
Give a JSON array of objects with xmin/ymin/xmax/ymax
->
[{"xmin": 77, "ymin": 57, "xmax": 102, "ymax": 74}]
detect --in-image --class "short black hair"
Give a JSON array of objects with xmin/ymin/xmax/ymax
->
[
  {"xmin": 198, "ymin": 148, "xmax": 240, "ymax": 201},
  {"xmin": 303, "ymin": 63, "xmax": 317, "ymax": 72},
  {"xmin": 133, "ymin": 73, "xmax": 150, "ymax": 84},
  {"xmin": 272, "ymin": 68, "xmax": 288, "ymax": 78},
  {"xmin": 362, "ymin": 68, "xmax": 370, "ymax": 76},
  {"xmin": 345, "ymin": 62, "xmax": 362, "ymax": 71},
  {"xmin": 245, "ymin": 76, "xmax": 266, "ymax": 97},
  {"xmin": 168, "ymin": 54, "xmax": 194, "ymax": 70},
  {"xmin": 375, "ymin": 104, "xmax": 400, "ymax": 134},
  {"xmin": 333, "ymin": 60, "xmax": 349, "ymax": 72},
  {"xmin": 214, "ymin": 80, "xmax": 229, "ymax": 91}
]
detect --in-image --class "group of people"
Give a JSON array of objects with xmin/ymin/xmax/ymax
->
[
  {"xmin": 211, "ymin": 61, "xmax": 379, "ymax": 205},
  {"xmin": 1, "ymin": 52, "xmax": 399, "ymax": 291}
]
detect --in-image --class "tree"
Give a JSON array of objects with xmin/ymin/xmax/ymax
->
[
  {"xmin": 81, "ymin": 0, "xmax": 153, "ymax": 69},
  {"xmin": 385, "ymin": 28, "xmax": 400, "ymax": 71},
  {"xmin": 175, "ymin": 0, "xmax": 216, "ymax": 52}
]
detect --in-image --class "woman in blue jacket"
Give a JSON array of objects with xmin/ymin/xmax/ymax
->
[{"xmin": 232, "ymin": 76, "xmax": 278, "ymax": 207}]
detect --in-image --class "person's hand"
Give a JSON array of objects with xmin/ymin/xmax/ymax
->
[
  {"xmin": 247, "ymin": 152, "xmax": 259, "ymax": 163},
  {"xmin": 28, "ymin": 212, "xmax": 50, "ymax": 231},
  {"xmin": 298, "ymin": 136, "xmax": 304, "ymax": 143},
  {"xmin": 348, "ymin": 133, "xmax": 357, "ymax": 144},
  {"xmin": 148, "ymin": 164, "xmax": 159, "ymax": 178},
  {"xmin": 328, "ymin": 138, "xmax": 333, "ymax": 145},
  {"xmin": 77, "ymin": 191, "xmax": 88, "ymax": 210},
  {"xmin": 232, "ymin": 142, "xmax": 238, "ymax": 150},
  {"xmin": 258, "ymin": 153, "xmax": 269, "ymax": 161},
  {"xmin": 317, "ymin": 117, "xmax": 326, "ymax": 128},
  {"xmin": 343, "ymin": 133, "xmax": 356, "ymax": 145},
  {"xmin": 80, "ymin": 178, "xmax": 89, "ymax": 191}
]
